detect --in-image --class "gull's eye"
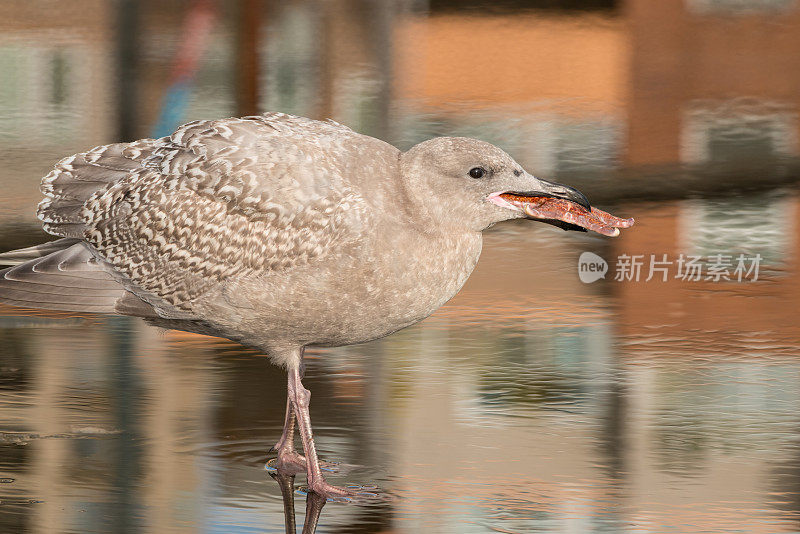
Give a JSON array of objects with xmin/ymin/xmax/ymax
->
[{"xmin": 469, "ymin": 167, "xmax": 486, "ymax": 179}]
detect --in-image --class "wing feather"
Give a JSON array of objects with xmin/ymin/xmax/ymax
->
[
  {"xmin": 0, "ymin": 238, "xmax": 80, "ymax": 265},
  {"xmin": 18, "ymin": 113, "xmax": 373, "ymax": 317},
  {"xmin": 0, "ymin": 241, "xmax": 155, "ymax": 316}
]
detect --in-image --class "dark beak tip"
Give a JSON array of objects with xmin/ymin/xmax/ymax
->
[
  {"xmin": 534, "ymin": 179, "xmax": 592, "ymax": 211},
  {"xmin": 575, "ymin": 193, "xmax": 591, "ymax": 211},
  {"xmin": 557, "ymin": 185, "xmax": 591, "ymax": 211}
]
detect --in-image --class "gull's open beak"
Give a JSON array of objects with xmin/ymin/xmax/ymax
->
[{"xmin": 487, "ymin": 178, "xmax": 634, "ymax": 237}]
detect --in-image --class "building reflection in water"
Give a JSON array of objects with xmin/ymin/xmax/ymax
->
[{"xmin": 1, "ymin": 0, "xmax": 800, "ymax": 532}]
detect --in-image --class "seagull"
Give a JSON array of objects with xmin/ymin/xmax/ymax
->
[{"xmin": 0, "ymin": 113, "xmax": 633, "ymax": 499}]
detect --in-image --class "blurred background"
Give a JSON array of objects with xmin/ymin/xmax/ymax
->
[{"xmin": 1, "ymin": 0, "xmax": 800, "ymax": 532}]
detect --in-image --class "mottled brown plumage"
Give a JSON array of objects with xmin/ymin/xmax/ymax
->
[{"xmin": 35, "ymin": 114, "xmax": 376, "ymax": 323}]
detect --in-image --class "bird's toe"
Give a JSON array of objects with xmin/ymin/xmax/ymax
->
[
  {"xmin": 265, "ymin": 452, "xmax": 341, "ymax": 474},
  {"xmin": 297, "ymin": 481, "xmax": 381, "ymax": 504}
]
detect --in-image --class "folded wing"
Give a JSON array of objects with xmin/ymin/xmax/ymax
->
[{"xmin": 2, "ymin": 113, "xmax": 370, "ymax": 318}]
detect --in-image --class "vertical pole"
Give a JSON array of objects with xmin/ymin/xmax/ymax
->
[
  {"xmin": 109, "ymin": 316, "xmax": 142, "ymax": 533},
  {"xmin": 369, "ymin": 0, "xmax": 395, "ymax": 142},
  {"xmin": 115, "ymin": 0, "xmax": 139, "ymax": 142},
  {"xmin": 236, "ymin": 0, "xmax": 262, "ymax": 116},
  {"xmin": 316, "ymin": 0, "xmax": 334, "ymax": 121}
]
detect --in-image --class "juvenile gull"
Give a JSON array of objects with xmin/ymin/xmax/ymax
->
[{"xmin": 0, "ymin": 112, "xmax": 633, "ymax": 498}]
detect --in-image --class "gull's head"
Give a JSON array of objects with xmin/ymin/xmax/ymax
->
[{"xmin": 400, "ymin": 136, "xmax": 634, "ymax": 235}]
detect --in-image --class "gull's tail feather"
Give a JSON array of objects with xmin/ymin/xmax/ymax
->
[{"xmin": 0, "ymin": 239, "xmax": 156, "ymax": 317}]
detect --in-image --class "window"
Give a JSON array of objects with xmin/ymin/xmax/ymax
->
[
  {"xmin": 0, "ymin": 45, "xmax": 88, "ymax": 144},
  {"xmin": 681, "ymin": 99, "xmax": 798, "ymax": 165},
  {"xmin": 394, "ymin": 107, "xmax": 622, "ymax": 176},
  {"xmin": 679, "ymin": 190, "xmax": 795, "ymax": 266}
]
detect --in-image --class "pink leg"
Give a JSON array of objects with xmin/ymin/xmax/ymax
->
[
  {"xmin": 271, "ymin": 397, "xmax": 307, "ymax": 474},
  {"xmin": 270, "ymin": 369, "xmax": 340, "ymax": 476},
  {"xmin": 287, "ymin": 365, "xmax": 353, "ymax": 499}
]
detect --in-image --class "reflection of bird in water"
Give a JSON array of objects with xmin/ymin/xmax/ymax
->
[
  {"xmin": 0, "ymin": 113, "xmax": 632, "ymax": 499},
  {"xmin": 271, "ymin": 470, "xmax": 328, "ymax": 532}
]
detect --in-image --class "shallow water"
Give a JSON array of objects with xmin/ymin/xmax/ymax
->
[
  {"xmin": 2, "ymin": 1, "xmax": 800, "ymax": 533},
  {"xmin": 2, "ymin": 211, "xmax": 800, "ymax": 533}
]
